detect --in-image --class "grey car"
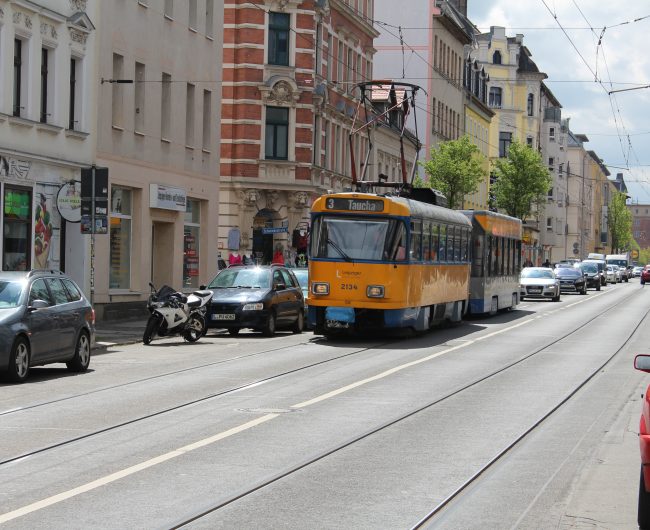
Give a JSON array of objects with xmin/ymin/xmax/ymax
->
[{"xmin": 0, "ymin": 270, "xmax": 95, "ymax": 383}]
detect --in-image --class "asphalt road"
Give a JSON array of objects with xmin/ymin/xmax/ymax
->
[{"xmin": 0, "ymin": 280, "xmax": 648, "ymax": 529}]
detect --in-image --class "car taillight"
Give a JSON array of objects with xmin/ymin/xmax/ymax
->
[{"xmin": 86, "ymin": 309, "xmax": 96, "ymax": 326}]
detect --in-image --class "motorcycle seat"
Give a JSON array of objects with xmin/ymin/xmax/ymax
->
[{"xmin": 193, "ymin": 290, "xmax": 213, "ymax": 297}]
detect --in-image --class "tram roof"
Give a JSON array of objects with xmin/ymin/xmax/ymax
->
[{"xmin": 460, "ymin": 210, "xmax": 522, "ymax": 238}]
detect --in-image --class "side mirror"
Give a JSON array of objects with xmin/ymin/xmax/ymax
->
[
  {"xmin": 199, "ymin": 285, "xmax": 206, "ymax": 290},
  {"xmin": 28, "ymin": 299, "xmax": 50, "ymax": 311},
  {"xmin": 635, "ymin": 354, "xmax": 650, "ymax": 373}
]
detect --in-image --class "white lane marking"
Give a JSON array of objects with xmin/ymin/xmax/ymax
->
[
  {"xmin": 0, "ymin": 287, "xmax": 616, "ymax": 522},
  {"xmin": 0, "ymin": 414, "xmax": 278, "ymax": 524}
]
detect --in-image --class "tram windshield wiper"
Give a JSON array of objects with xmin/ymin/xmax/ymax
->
[{"xmin": 327, "ymin": 237, "xmax": 353, "ymax": 262}]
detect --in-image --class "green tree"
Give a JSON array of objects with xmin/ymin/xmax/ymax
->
[
  {"xmin": 608, "ymin": 191, "xmax": 632, "ymax": 253},
  {"xmin": 419, "ymin": 135, "xmax": 487, "ymax": 209},
  {"xmin": 492, "ymin": 141, "xmax": 552, "ymax": 220}
]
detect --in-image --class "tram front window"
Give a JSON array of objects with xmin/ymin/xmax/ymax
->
[{"xmin": 312, "ymin": 216, "xmax": 406, "ymax": 261}]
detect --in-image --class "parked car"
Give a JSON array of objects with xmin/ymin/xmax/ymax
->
[
  {"xmin": 290, "ymin": 267, "xmax": 310, "ymax": 329},
  {"xmin": 634, "ymin": 266, "xmax": 644, "ymax": 278},
  {"xmin": 205, "ymin": 265, "xmax": 304, "ymax": 336},
  {"xmin": 519, "ymin": 267, "xmax": 561, "ymax": 302},
  {"xmin": 641, "ymin": 266, "xmax": 650, "ymax": 285},
  {"xmin": 575, "ymin": 262, "xmax": 601, "ymax": 291},
  {"xmin": 634, "ymin": 354, "xmax": 650, "ymax": 527},
  {"xmin": 605, "ymin": 265, "xmax": 618, "ymax": 284},
  {"xmin": 555, "ymin": 266, "xmax": 587, "ymax": 294},
  {"xmin": 0, "ymin": 270, "xmax": 95, "ymax": 383}
]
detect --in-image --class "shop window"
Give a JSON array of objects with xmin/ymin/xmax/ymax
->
[
  {"xmin": 109, "ymin": 188, "xmax": 132, "ymax": 289},
  {"xmin": 183, "ymin": 199, "xmax": 201, "ymax": 288},
  {"xmin": 3, "ymin": 187, "xmax": 32, "ymax": 271}
]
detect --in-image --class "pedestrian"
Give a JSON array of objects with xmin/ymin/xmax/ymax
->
[
  {"xmin": 543, "ymin": 259, "xmax": 551, "ymax": 268},
  {"xmin": 272, "ymin": 244, "xmax": 284, "ymax": 265}
]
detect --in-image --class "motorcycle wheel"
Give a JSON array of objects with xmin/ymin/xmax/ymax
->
[
  {"xmin": 183, "ymin": 314, "xmax": 205, "ymax": 343},
  {"xmin": 143, "ymin": 315, "xmax": 161, "ymax": 345}
]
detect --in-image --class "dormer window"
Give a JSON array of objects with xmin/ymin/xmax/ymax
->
[{"xmin": 493, "ymin": 50, "xmax": 502, "ymax": 64}]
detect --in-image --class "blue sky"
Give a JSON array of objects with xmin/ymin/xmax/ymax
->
[{"xmin": 466, "ymin": 0, "xmax": 650, "ymax": 203}]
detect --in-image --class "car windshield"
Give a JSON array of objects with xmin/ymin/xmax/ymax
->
[
  {"xmin": 579, "ymin": 264, "xmax": 598, "ymax": 273},
  {"xmin": 292, "ymin": 269, "xmax": 308, "ymax": 289},
  {"xmin": 208, "ymin": 268, "xmax": 271, "ymax": 289},
  {"xmin": 310, "ymin": 215, "xmax": 405, "ymax": 261},
  {"xmin": 556, "ymin": 268, "xmax": 580, "ymax": 277},
  {"xmin": 0, "ymin": 280, "xmax": 24, "ymax": 308},
  {"xmin": 607, "ymin": 259, "xmax": 627, "ymax": 267},
  {"xmin": 521, "ymin": 269, "xmax": 555, "ymax": 279}
]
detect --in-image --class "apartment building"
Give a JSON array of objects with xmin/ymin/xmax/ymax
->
[
  {"xmin": 0, "ymin": 0, "xmax": 97, "ymax": 290},
  {"xmin": 94, "ymin": 0, "xmax": 223, "ymax": 319},
  {"xmin": 631, "ymin": 203, "xmax": 650, "ymax": 250}
]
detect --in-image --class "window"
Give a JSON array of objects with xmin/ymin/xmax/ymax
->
[
  {"xmin": 315, "ymin": 23, "xmax": 322, "ymax": 76},
  {"xmin": 62, "ymin": 279, "xmax": 82, "ymax": 301},
  {"xmin": 29, "ymin": 279, "xmax": 52, "ymax": 305},
  {"xmin": 549, "ymin": 127, "xmax": 555, "ymax": 141},
  {"xmin": 112, "ymin": 53, "xmax": 124, "ymax": 127},
  {"xmin": 161, "ymin": 72, "xmax": 171, "ymax": 139},
  {"xmin": 547, "ymin": 187, "xmax": 554, "ymax": 200},
  {"xmin": 3, "ymin": 187, "xmax": 31, "ymax": 271},
  {"xmin": 189, "ymin": 0, "xmax": 197, "ymax": 29},
  {"xmin": 337, "ymin": 40, "xmax": 344, "ymax": 83},
  {"xmin": 493, "ymin": 50, "xmax": 502, "ymax": 64},
  {"xmin": 327, "ymin": 34, "xmax": 333, "ymax": 81},
  {"xmin": 46, "ymin": 278, "xmax": 70, "ymax": 305},
  {"xmin": 527, "ymin": 93, "xmax": 534, "ymax": 116},
  {"xmin": 499, "ymin": 131, "xmax": 512, "ymax": 158},
  {"xmin": 164, "ymin": 0, "xmax": 173, "ymax": 18},
  {"xmin": 134, "ymin": 62, "xmax": 145, "ymax": 133},
  {"xmin": 410, "ymin": 220, "xmax": 422, "ymax": 261},
  {"xmin": 548, "ymin": 157, "xmax": 554, "ymax": 170},
  {"xmin": 110, "ymin": 188, "xmax": 132, "ymax": 289},
  {"xmin": 489, "ymin": 86, "xmax": 502, "ymax": 108},
  {"xmin": 268, "ymin": 12, "xmax": 290, "ymax": 66},
  {"xmin": 559, "ymin": 163, "xmax": 564, "ymax": 176},
  {"xmin": 202, "ymin": 90, "xmax": 211, "ymax": 151},
  {"xmin": 547, "ymin": 217, "xmax": 553, "ymax": 231},
  {"xmin": 40, "ymin": 48, "xmax": 52, "ymax": 123},
  {"xmin": 527, "ymin": 136, "xmax": 533, "ymax": 148},
  {"xmin": 313, "ymin": 115, "xmax": 321, "ymax": 165},
  {"xmin": 186, "ymin": 83, "xmax": 195, "ymax": 147},
  {"xmin": 13, "ymin": 39, "xmax": 24, "ymax": 117},
  {"xmin": 69, "ymin": 57, "xmax": 81, "ymax": 130},
  {"xmin": 265, "ymin": 106, "xmax": 289, "ymax": 160},
  {"xmin": 205, "ymin": 0, "xmax": 214, "ymax": 37},
  {"xmin": 184, "ymin": 200, "xmax": 201, "ymax": 288}
]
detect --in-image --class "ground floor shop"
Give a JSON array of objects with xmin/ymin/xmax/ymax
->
[{"xmin": 217, "ymin": 186, "xmax": 314, "ymax": 267}]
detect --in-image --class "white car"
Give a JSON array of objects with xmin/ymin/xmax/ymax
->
[
  {"xmin": 605, "ymin": 265, "xmax": 618, "ymax": 284},
  {"xmin": 520, "ymin": 267, "xmax": 561, "ymax": 302},
  {"xmin": 634, "ymin": 266, "xmax": 644, "ymax": 277}
]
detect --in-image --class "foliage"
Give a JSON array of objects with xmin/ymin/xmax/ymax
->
[
  {"xmin": 608, "ymin": 191, "xmax": 632, "ymax": 253},
  {"xmin": 491, "ymin": 141, "xmax": 552, "ymax": 220},
  {"xmin": 419, "ymin": 135, "xmax": 487, "ymax": 209}
]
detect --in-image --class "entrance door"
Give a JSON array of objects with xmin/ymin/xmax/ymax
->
[{"xmin": 152, "ymin": 222, "xmax": 174, "ymax": 288}]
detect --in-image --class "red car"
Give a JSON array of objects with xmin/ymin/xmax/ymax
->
[
  {"xmin": 635, "ymin": 354, "xmax": 650, "ymax": 527},
  {"xmin": 641, "ymin": 266, "xmax": 650, "ymax": 285}
]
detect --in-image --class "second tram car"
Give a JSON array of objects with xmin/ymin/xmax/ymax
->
[
  {"xmin": 308, "ymin": 192, "xmax": 472, "ymax": 336},
  {"xmin": 461, "ymin": 210, "xmax": 523, "ymax": 314}
]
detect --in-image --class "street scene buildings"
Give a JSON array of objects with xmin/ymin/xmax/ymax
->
[{"xmin": 0, "ymin": 0, "xmax": 637, "ymax": 319}]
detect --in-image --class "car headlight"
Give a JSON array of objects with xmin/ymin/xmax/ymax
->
[
  {"xmin": 312, "ymin": 282, "xmax": 329, "ymax": 295},
  {"xmin": 367, "ymin": 285, "xmax": 385, "ymax": 298},
  {"xmin": 242, "ymin": 303, "xmax": 264, "ymax": 311}
]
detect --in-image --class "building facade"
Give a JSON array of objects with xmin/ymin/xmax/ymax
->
[
  {"xmin": 0, "ymin": 0, "xmax": 98, "ymax": 291},
  {"xmin": 94, "ymin": 0, "xmax": 223, "ymax": 319},
  {"xmin": 631, "ymin": 203, "xmax": 650, "ymax": 250},
  {"xmin": 220, "ymin": 0, "xmax": 413, "ymax": 265}
]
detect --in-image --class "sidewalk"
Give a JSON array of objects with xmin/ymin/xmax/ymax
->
[{"xmin": 95, "ymin": 317, "xmax": 149, "ymax": 348}]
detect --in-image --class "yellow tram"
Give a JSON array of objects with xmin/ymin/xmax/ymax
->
[{"xmin": 307, "ymin": 192, "xmax": 472, "ymax": 336}]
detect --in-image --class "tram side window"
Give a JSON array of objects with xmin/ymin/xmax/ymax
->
[
  {"xmin": 506, "ymin": 239, "xmax": 511, "ymax": 275},
  {"xmin": 410, "ymin": 220, "xmax": 422, "ymax": 261},
  {"xmin": 490, "ymin": 236, "xmax": 498, "ymax": 276},
  {"xmin": 516, "ymin": 240, "xmax": 522, "ymax": 272},
  {"xmin": 462, "ymin": 228, "xmax": 470, "ymax": 262},
  {"xmin": 446, "ymin": 225, "xmax": 454, "ymax": 262},
  {"xmin": 471, "ymin": 233, "xmax": 483, "ymax": 276},
  {"xmin": 439, "ymin": 224, "xmax": 447, "ymax": 261},
  {"xmin": 500, "ymin": 238, "xmax": 505, "ymax": 275},
  {"xmin": 453, "ymin": 227, "xmax": 461, "ymax": 262},
  {"xmin": 423, "ymin": 221, "xmax": 432, "ymax": 261},
  {"xmin": 431, "ymin": 223, "xmax": 439, "ymax": 262}
]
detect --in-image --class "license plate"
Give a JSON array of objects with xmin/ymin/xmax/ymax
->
[
  {"xmin": 212, "ymin": 314, "xmax": 235, "ymax": 320},
  {"xmin": 528, "ymin": 288, "xmax": 542, "ymax": 293}
]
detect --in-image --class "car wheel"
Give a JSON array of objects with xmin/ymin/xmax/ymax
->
[
  {"xmin": 292, "ymin": 311, "xmax": 304, "ymax": 334},
  {"xmin": 639, "ymin": 467, "xmax": 650, "ymax": 529},
  {"xmin": 552, "ymin": 294, "xmax": 561, "ymax": 302},
  {"xmin": 228, "ymin": 328, "xmax": 240, "ymax": 336},
  {"xmin": 596, "ymin": 282, "xmax": 601, "ymax": 291},
  {"xmin": 581, "ymin": 285, "xmax": 587, "ymax": 295},
  {"xmin": 67, "ymin": 331, "xmax": 91, "ymax": 372},
  {"xmin": 262, "ymin": 311, "xmax": 276, "ymax": 337},
  {"xmin": 7, "ymin": 337, "xmax": 30, "ymax": 383}
]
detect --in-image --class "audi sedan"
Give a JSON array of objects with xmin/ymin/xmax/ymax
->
[
  {"xmin": 519, "ymin": 267, "xmax": 561, "ymax": 302},
  {"xmin": 555, "ymin": 267, "xmax": 587, "ymax": 295}
]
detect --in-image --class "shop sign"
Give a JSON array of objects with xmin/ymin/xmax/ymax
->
[
  {"xmin": 262, "ymin": 227, "xmax": 288, "ymax": 234},
  {"xmin": 150, "ymin": 184, "xmax": 186, "ymax": 211},
  {"xmin": 57, "ymin": 182, "xmax": 82, "ymax": 223},
  {"xmin": 80, "ymin": 167, "xmax": 109, "ymax": 235},
  {"xmin": 0, "ymin": 156, "xmax": 31, "ymax": 180}
]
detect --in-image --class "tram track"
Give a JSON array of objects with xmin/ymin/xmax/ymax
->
[{"xmin": 164, "ymin": 286, "xmax": 645, "ymax": 529}]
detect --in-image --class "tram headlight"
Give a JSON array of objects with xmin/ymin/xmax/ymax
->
[
  {"xmin": 367, "ymin": 285, "xmax": 385, "ymax": 298},
  {"xmin": 312, "ymin": 282, "xmax": 330, "ymax": 295}
]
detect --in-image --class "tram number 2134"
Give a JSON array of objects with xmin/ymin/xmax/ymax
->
[{"xmin": 341, "ymin": 283, "xmax": 358, "ymax": 290}]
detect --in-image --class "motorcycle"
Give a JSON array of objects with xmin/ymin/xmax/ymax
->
[{"xmin": 143, "ymin": 282, "xmax": 213, "ymax": 345}]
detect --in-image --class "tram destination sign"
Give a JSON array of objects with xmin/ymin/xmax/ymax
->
[{"xmin": 325, "ymin": 198, "xmax": 384, "ymax": 212}]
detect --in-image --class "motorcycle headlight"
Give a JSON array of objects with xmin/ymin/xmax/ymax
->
[{"xmin": 242, "ymin": 303, "xmax": 264, "ymax": 311}]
